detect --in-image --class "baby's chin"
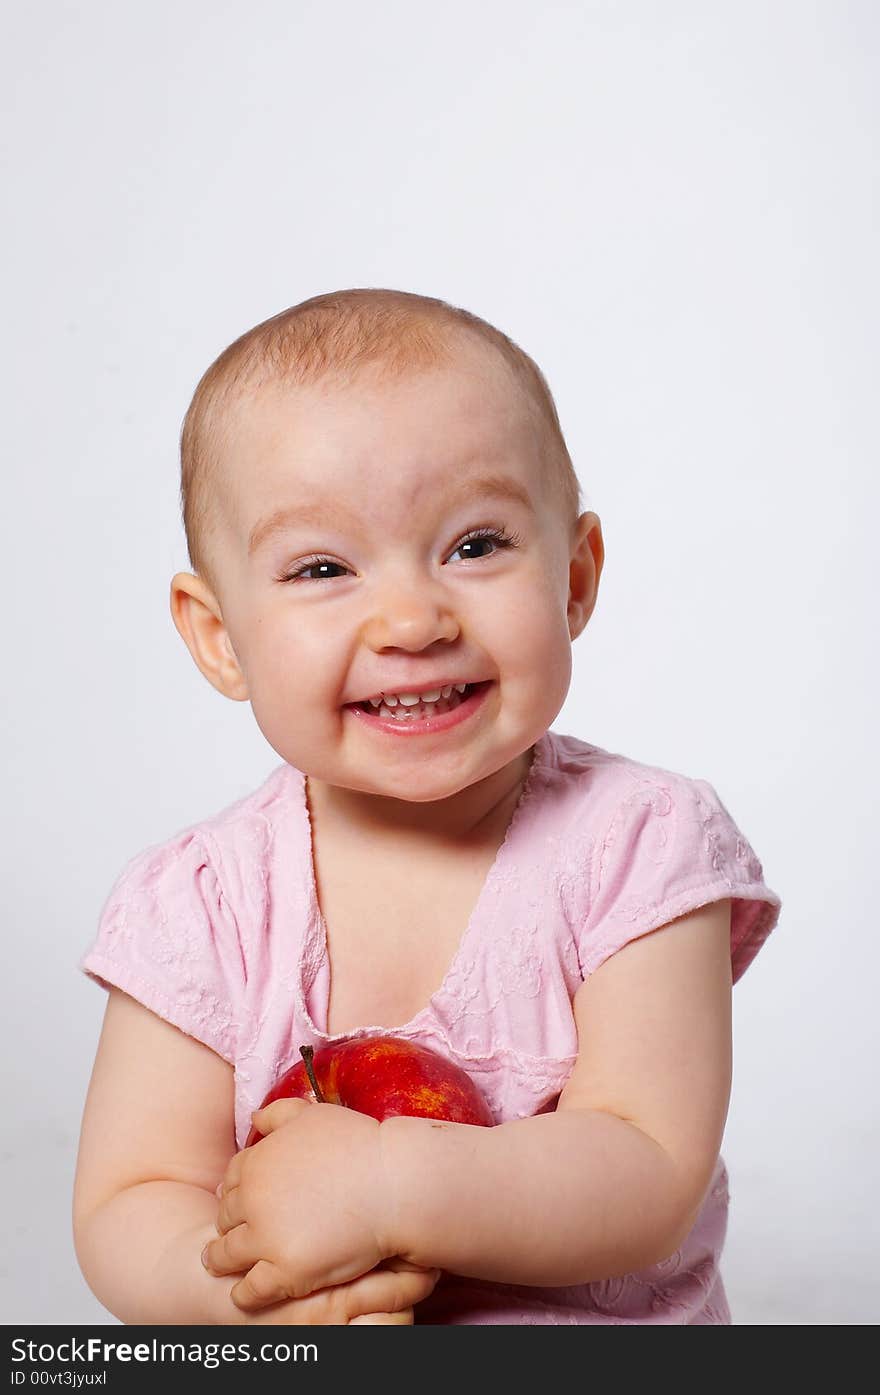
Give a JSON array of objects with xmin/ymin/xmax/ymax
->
[
  {"xmin": 333, "ymin": 751, "xmax": 536, "ymax": 818},
  {"xmin": 326, "ymin": 768, "xmax": 484, "ymax": 806},
  {"xmin": 297, "ymin": 752, "xmax": 484, "ymax": 806}
]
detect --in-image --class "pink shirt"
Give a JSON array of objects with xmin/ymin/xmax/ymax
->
[{"xmin": 80, "ymin": 729, "xmax": 781, "ymax": 1324}]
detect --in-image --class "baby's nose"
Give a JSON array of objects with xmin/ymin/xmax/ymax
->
[{"xmin": 361, "ymin": 583, "xmax": 460, "ymax": 650}]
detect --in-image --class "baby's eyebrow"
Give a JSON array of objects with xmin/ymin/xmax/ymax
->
[
  {"xmin": 248, "ymin": 499, "xmax": 361, "ymax": 556},
  {"xmin": 247, "ymin": 471, "xmax": 534, "ymax": 556}
]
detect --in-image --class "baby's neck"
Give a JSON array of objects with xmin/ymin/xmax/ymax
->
[{"xmin": 307, "ymin": 746, "xmax": 535, "ymax": 849}]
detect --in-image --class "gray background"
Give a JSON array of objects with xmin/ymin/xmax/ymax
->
[{"xmin": 3, "ymin": 0, "xmax": 877, "ymax": 1324}]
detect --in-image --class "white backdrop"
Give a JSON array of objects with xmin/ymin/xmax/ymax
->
[{"xmin": 3, "ymin": 0, "xmax": 877, "ymax": 1325}]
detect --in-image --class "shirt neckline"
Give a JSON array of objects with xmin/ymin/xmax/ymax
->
[{"xmin": 293, "ymin": 730, "xmax": 552, "ymax": 1042}]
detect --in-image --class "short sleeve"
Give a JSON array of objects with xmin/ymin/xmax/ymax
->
[
  {"xmin": 577, "ymin": 774, "xmax": 781, "ymax": 985},
  {"xmin": 78, "ymin": 827, "xmax": 245, "ymax": 1062}
]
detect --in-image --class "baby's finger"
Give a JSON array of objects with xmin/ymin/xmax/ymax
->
[
  {"xmin": 215, "ymin": 1183, "xmax": 244, "ymax": 1236},
  {"xmin": 338, "ymin": 1263, "xmax": 441, "ymax": 1318},
  {"xmin": 218, "ymin": 1150, "xmax": 245, "ymax": 1195},
  {"xmin": 251, "ymin": 1097, "xmax": 315, "ymax": 1136},
  {"xmin": 230, "ymin": 1260, "xmax": 291, "ymax": 1313},
  {"xmin": 229, "ymin": 1259, "xmax": 442, "ymax": 1318},
  {"xmin": 349, "ymin": 1310, "xmax": 414, "ymax": 1325},
  {"xmin": 381, "ymin": 1257, "xmax": 441, "ymax": 1276},
  {"xmin": 202, "ymin": 1223, "xmax": 256, "ymax": 1278}
]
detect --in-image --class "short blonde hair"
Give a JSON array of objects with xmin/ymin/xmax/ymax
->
[{"xmin": 179, "ymin": 288, "xmax": 582, "ymax": 594}]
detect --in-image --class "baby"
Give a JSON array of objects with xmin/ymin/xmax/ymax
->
[{"xmin": 73, "ymin": 287, "xmax": 781, "ymax": 1325}]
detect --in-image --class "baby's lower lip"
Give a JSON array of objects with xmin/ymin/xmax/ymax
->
[{"xmin": 343, "ymin": 681, "xmax": 492, "ymax": 735}]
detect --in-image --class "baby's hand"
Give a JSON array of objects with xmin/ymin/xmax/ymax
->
[{"xmin": 202, "ymin": 1098, "xmax": 400, "ymax": 1310}]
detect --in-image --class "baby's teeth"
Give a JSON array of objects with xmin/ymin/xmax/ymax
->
[{"xmin": 366, "ymin": 685, "xmax": 465, "ymax": 709}]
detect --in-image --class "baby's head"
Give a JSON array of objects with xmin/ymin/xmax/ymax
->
[{"xmin": 171, "ymin": 288, "xmax": 604, "ymax": 804}]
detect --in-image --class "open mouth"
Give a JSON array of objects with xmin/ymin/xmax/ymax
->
[
  {"xmin": 344, "ymin": 680, "xmax": 493, "ymax": 731},
  {"xmin": 353, "ymin": 682, "xmax": 482, "ymax": 721}
]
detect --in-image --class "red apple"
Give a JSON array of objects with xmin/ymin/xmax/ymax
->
[{"xmin": 246, "ymin": 1036, "xmax": 494, "ymax": 1145}]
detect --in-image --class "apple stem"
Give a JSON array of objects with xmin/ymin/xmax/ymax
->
[{"xmin": 299, "ymin": 1044, "xmax": 325, "ymax": 1103}]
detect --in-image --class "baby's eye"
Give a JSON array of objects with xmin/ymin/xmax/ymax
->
[
  {"xmin": 447, "ymin": 527, "xmax": 520, "ymax": 563},
  {"xmin": 280, "ymin": 556, "xmax": 350, "ymax": 583}
]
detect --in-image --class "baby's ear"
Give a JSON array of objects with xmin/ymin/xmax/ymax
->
[
  {"xmin": 567, "ymin": 512, "xmax": 604, "ymax": 640},
  {"xmin": 169, "ymin": 572, "xmax": 250, "ymax": 701}
]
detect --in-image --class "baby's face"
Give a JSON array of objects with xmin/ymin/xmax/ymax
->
[{"xmin": 183, "ymin": 347, "xmax": 601, "ymax": 805}]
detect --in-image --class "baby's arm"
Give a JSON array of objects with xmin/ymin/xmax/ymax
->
[
  {"xmin": 388, "ymin": 897, "xmax": 733, "ymax": 1283},
  {"xmin": 73, "ymin": 989, "xmax": 438, "ymax": 1324},
  {"xmin": 204, "ymin": 899, "xmax": 732, "ymax": 1304}
]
